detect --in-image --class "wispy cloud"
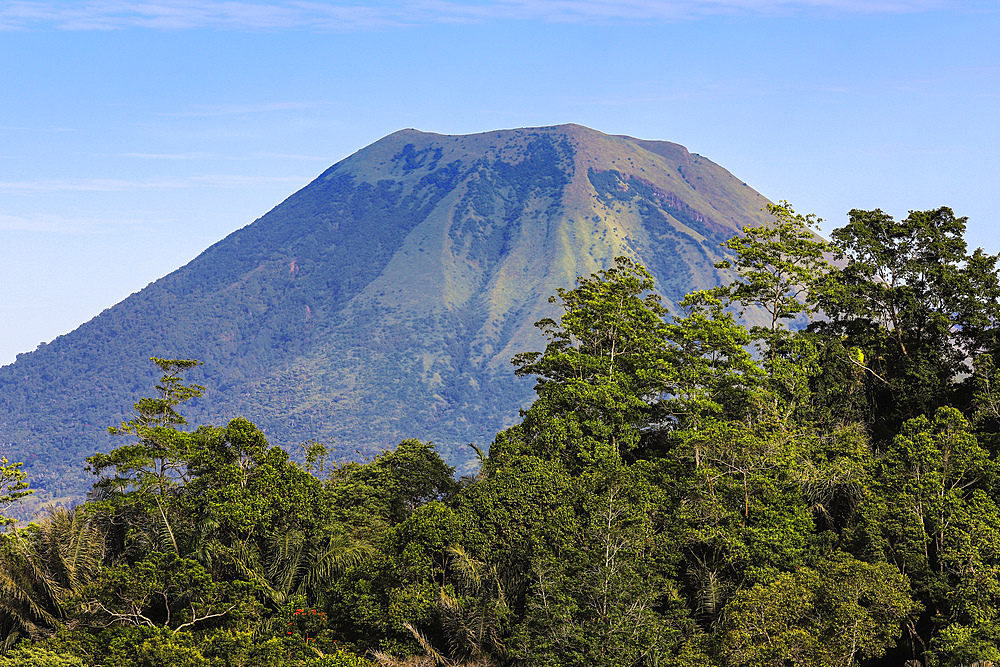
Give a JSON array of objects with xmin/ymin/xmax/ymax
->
[
  {"xmin": 256, "ymin": 152, "xmax": 333, "ymax": 161},
  {"xmin": 0, "ymin": 1, "xmax": 404, "ymax": 30},
  {"xmin": 407, "ymin": 0, "xmax": 957, "ymax": 23},
  {"xmin": 109, "ymin": 150, "xmax": 332, "ymax": 162},
  {"xmin": 159, "ymin": 101, "xmax": 319, "ymax": 117},
  {"xmin": 0, "ymin": 124, "xmax": 76, "ymax": 132},
  {"xmin": 0, "ymin": 212, "xmax": 142, "ymax": 233},
  {"xmin": 0, "ymin": 174, "xmax": 310, "ymax": 193},
  {"xmin": 114, "ymin": 151, "xmax": 222, "ymax": 159},
  {"xmin": 0, "ymin": 0, "xmax": 975, "ymax": 31}
]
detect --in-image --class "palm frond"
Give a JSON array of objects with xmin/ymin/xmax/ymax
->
[
  {"xmin": 298, "ymin": 535, "xmax": 374, "ymax": 598},
  {"xmin": 0, "ymin": 564, "xmax": 57, "ymax": 634},
  {"xmin": 41, "ymin": 507, "xmax": 104, "ymax": 594},
  {"xmin": 265, "ymin": 530, "xmax": 305, "ymax": 599},
  {"xmin": 230, "ymin": 540, "xmax": 282, "ymax": 604},
  {"xmin": 404, "ymin": 621, "xmax": 451, "ymax": 666},
  {"xmin": 447, "ymin": 545, "xmax": 484, "ymax": 593}
]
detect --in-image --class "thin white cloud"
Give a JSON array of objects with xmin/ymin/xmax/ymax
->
[
  {"xmin": 0, "ymin": 124, "xmax": 76, "ymax": 133},
  {"xmin": 1, "ymin": 1, "xmax": 301, "ymax": 30},
  {"xmin": 423, "ymin": 0, "xmax": 983, "ymax": 22},
  {"xmin": 0, "ymin": 0, "xmax": 975, "ymax": 31},
  {"xmin": 193, "ymin": 173, "xmax": 313, "ymax": 187},
  {"xmin": 160, "ymin": 101, "xmax": 319, "ymax": 117},
  {"xmin": 0, "ymin": 212, "xmax": 142, "ymax": 233},
  {"xmin": 0, "ymin": 1, "xmax": 405, "ymax": 30},
  {"xmin": 109, "ymin": 149, "xmax": 330, "ymax": 161},
  {"xmin": 0, "ymin": 174, "xmax": 310, "ymax": 193},
  {"xmin": 115, "ymin": 151, "xmax": 222, "ymax": 159},
  {"xmin": 256, "ymin": 152, "xmax": 333, "ymax": 161}
]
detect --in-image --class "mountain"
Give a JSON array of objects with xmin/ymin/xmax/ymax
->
[{"xmin": 0, "ymin": 123, "xmax": 775, "ymax": 503}]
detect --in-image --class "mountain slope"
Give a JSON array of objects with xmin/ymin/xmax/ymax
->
[{"xmin": 0, "ymin": 124, "xmax": 774, "ymax": 500}]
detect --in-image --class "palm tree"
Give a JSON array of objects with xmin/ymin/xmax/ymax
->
[
  {"xmin": 232, "ymin": 529, "xmax": 374, "ymax": 607},
  {"xmin": 438, "ymin": 545, "xmax": 512, "ymax": 664},
  {"xmin": 0, "ymin": 506, "xmax": 105, "ymax": 640},
  {"xmin": 382, "ymin": 545, "xmax": 515, "ymax": 667}
]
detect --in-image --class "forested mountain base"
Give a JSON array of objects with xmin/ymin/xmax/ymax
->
[{"xmin": 3, "ymin": 203, "xmax": 1000, "ymax": 666}]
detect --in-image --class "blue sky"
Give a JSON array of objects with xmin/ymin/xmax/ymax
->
[{"xmin": 1, "ymin": 0, "xmax": 998, "ymax": 365}]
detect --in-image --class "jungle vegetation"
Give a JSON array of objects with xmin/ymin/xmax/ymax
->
[{"xmin": 3, "ymin": 203, "xmax": 1000, "ymax": 666}]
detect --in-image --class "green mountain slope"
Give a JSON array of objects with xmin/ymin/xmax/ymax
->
[{"xmin": 0, "ymin": 124, "xmax": 774, "ymax": 500}]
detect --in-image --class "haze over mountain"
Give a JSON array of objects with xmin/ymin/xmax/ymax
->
[{"xmin": 0, "ymin": 123, "xmax": 775, "ymax": 502}]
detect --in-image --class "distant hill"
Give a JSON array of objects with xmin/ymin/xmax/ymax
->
[{"xmin": 0, "ymin": 124, "xmax": 775, "ymax": 502}]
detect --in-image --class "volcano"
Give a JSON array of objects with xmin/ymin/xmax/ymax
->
[{"xmin": 0, "ymin": 124, "xmax": 776, "ymax": 501}]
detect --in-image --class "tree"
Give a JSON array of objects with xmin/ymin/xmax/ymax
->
[
  {"xmin": 0, "ymin": 458, "xmax": 31, "ymax": 529},
  {"xmin": 673, "ymin": 420, "xmax": 815, "ymax": 620},
  {"xmin": 437, "ymin": 544, "xmax": 514, "ymax": 664},
  {"xmin": 231, "ymin": 529, "xmax": 373, "ymax": 609},
  {"xmin": 866, "ymin": 407, "xmax": 1000, "ymax": 661},
  {"xmin": 0, "ymin": 644, "xmax": 84, "ymax": 667},
  {"xmin": 0, "ymin": 507, "xmax": 104, "ymax": 640},
  {"xmin": 183, "ymin": 417, "xmax": 338, "ymax": 548},
  {"xmin": 715, "ymin": 202, "xmax": 832, "ymax": 354},
  {"xmin": 509, "ymin": 463, "xmax": 677, "ymax": 667},
  {"xmin": 513, "ymin": 257, "xmax": 670, "ymax": 390},
  {"xmin": 467, "ymin": 258, "xmax": 698, "ymax": 663},
  {"xmin": 506, "ymin": 257, "xmax": 673, "ymax": 469},
  {"xmin": 713, "ymin": 204, "xmax": 833, "ymax": 426},
  {"xmin": 88, "ymin": 358, "xmax": 204, "ymax": 500},
  {"xmin": 721, "ymin": 555, "xmax": 913, "ymax": 667},
  {"xmin": 661, "ymin": 289, "xmax": 765, "ymax": 430},
  {"xmin": 818, "ymin": 207, "xmax": 1000, "ymax": 437},
  {"xmin": 77, "ymin": 551, "xmax": 249, "ymax": 634},
  {"xmin": 86, "ymin": 358, "xmax": 205, "ymax": 557},
  {"xmin": 326, "ymin": 439, "xmax": 458, "ymax": 527}
]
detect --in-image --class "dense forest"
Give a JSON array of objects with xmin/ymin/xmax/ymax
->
[{"xmin": 4, "ymin": 203, "xmax": 1000, "ymax": 666}]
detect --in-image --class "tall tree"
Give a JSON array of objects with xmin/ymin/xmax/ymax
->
[
  {"xmin": 714, "ymin": 203, "xmax": 833, "ymax": 426},
  {"xmin": 818, "ymin": 207, "xmax": 1000, "ymax": 437},
  {"xmin": 87, "ymin": 358, "xmax": 205, "ymax": 500},
  {"xmin": 0, "ymin": 507, "xmax": 104, "ymax": 640},
  {"xmin": 721, "ymin": 555, "xmax": 913, "ymax": 667},
  {"xmin": 865, "ymin": 407, "xmax": 1000, "ymax": 662},
  {"xmin": 661, "ymin": 289, "xmax": 765, "ymax": 431},
  {"xmin": 715, "ymin": 202, "xmax": 832, "ymax": 355},
  {"xmin": 506, "ymin": 257, "xmax": 673, "ymax": 469}
]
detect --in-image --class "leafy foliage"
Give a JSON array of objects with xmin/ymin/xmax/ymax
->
[
  {"xmin": 0, "ymin": 458, "xmax": 31, "ymax": 529},
  {"xmin": 5, "ymin": 201, "xmax": 1000, "ymax": 667}
]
